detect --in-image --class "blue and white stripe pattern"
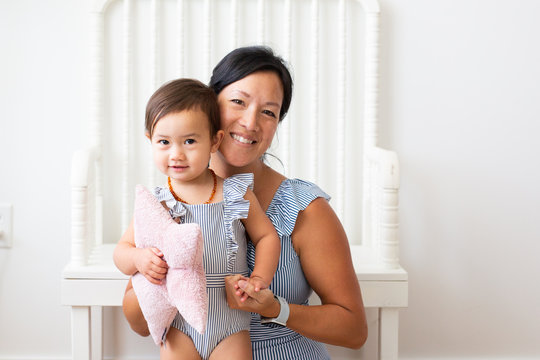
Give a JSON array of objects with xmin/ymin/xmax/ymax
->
[
  {"xmin": 247, "ymin": 178, "xmax": 332, "ymax": 360},
  {"xmin": 153, "ymin": 173, "xmax": 254, "ymax": 359}
]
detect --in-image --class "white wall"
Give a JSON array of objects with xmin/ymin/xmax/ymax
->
[
  {"xmin": 381, "ymin": 0, "xmax": 540, "ymax": 358},
  {"xmin": 1, "ymin": 0, "xmax": 540, "ymax": 359},
  {"xmin": 0, "ymin": 0, "xmax": 88, "ymax": 357}
]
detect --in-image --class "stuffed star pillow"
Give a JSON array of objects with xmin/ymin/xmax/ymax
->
[{"xmin": 131, "ymin": 185, "xmax": 208, "ymax": 345}]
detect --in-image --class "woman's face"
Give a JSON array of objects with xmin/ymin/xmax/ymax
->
[{"xmin": 216, "ymin": 71, "xmax": 284, "ymax": 168}]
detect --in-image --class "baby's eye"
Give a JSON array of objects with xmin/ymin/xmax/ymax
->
[
  {"xmin": 158, "ymin": 139, "xmax": 169, "ymax": 145},
  {"xmin": 184, "ymin": 139, "xmax": 196, "ymax": 145},
  {"xmin": 262, "ymin": 109, "xmax": 277, "ymax": 118}
]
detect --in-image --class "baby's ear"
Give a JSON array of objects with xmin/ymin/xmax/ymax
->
[{"xmin": 211, "ymin": 130, "xmax": 225, "ymax": 153}]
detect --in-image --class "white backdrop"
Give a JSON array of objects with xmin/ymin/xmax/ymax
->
[{"xmin": 1, "ymin": 0, "xmax": 540, "ymax": 359}]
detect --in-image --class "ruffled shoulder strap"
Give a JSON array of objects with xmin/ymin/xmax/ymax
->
[
  {"xmin": 152, "ymin": 186, "xmax": 187, "ymax": 220},
  {"xmin": 266, "ymin": 178, "xmax": 331, "ymax": 237},
  {"xmin": 222, "ymin": 173, "xmax": 254, "ymax": 272},
  {"xmin": 222, "ymin": 173, "xmax": 254, "ymax": 220}
]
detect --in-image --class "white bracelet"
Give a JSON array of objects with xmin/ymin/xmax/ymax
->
[{"xmin": 260, "ymin": 295, "xmax": 290, "ymax": 326}]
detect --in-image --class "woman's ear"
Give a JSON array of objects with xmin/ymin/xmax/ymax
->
[
  {"xmin": 211, "ymin": 130, "xmax": 225, "ymax": 153},
  {"xmin": 145, "ymin": 131, "xmax": 151, "ymax": 140}
]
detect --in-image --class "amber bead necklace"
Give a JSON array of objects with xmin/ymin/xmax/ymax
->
[{"xmin": 168, "ymin": 169, "xmax": 217, "ymax": 204}]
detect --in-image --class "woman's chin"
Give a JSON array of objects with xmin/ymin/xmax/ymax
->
[
  {"xmin": 215, "ymin": 143, "xmax": 258, "ymax": 168},
  {"xmin": 223, "ymin": 151, "xmax": 259, "ymax": 169}
]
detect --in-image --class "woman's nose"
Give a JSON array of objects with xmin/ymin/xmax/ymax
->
[{"xmin": 239, "ymin": 108, "xmax": 259, "ymax": 131}]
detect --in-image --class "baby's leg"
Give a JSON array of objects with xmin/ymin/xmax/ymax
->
[
  {"xmin": 209, "ymin": 330, "xmax": 252, "ymax": 360},
  {"xmin": 161, "ymin": 327, "xmax": 201, "ymax": 360},
  {"xmin": 122, "ymin": 278, "xmax": 150, "ymax": 337}
]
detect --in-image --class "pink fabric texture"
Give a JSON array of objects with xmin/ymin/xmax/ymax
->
[{"xmin": 132, "ymin": 185, "xmax": 208, "ymax": 345}]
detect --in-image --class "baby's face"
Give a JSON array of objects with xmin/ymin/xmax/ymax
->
[{"xmin": 151, "ymin": 109, "xmax": 223, "ymax": 183}]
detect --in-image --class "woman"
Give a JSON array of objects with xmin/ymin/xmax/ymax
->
[{"xmin": 123, "ymin": 46, "xmax": 367, "ymax": 359}]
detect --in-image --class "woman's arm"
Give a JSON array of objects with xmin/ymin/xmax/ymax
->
[
  {"xmin": 227, "ymin": 197, "xmax": 367, "ymax": 349},
  {"xmin": 241, "ymin": 189, "xmax": 280, "ymax": 289},
  {"xmin": 286, "ymin": 197, "xmax": 367, "ymax": 348}
]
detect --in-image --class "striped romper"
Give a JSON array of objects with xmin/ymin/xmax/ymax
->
[
  {"xmin": 247, "ymin": 178, "xmax": 332, "ymax": 360},
  {"xmin": 152, "ymin": 173, "xmax": 253, "ymax": 359}
]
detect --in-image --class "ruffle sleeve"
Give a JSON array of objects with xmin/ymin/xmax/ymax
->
[
  {"xmin": 266, "ymin": 179, "xmax": 331, "ymax": 237},
  {"xmin": 152, "ymin": 186, "xmax": 187, "ymax": 221},
  {"xmin": 222, "ymin": 173, "xmax": 254, "ymax": 272}
]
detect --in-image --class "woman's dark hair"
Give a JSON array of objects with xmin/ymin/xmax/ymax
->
[
  {"xmin": 209, "ymin": 46, "xmax": 293, "ymax": 122},
  {"xmin": 145, "ymin": 78, "xmax": 220, "ymax": 138}
]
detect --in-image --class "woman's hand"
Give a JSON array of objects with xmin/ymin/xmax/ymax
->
[
  {"xmin": 224, "ymin": 275, "xmax": 280, "ymax": 318},
  {"xmin": 134, "ymin": 247, "xmax": 168, "ymax": 284}
]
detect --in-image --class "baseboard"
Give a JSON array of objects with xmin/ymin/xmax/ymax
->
[
  {"xmin": 0, "ymin": 358, "xmax": 71, "ymax": 360},
  {"xmin": 0, "ymin": 358, "xmax": 159, "ymax": 360},
  {"xmin": 0, "ymin": 357, "xmax": 158, "ymax": 360},
  {"xmin": 0, "ymin": 358, "xmax": 72, "ymax": 360},
  {"xmin": 400, "ymin": 358, "xmax": 539, "ymax": 360}
]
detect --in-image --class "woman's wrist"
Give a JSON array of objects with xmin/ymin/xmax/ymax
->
[{"xmin": 261, "ymin": 295, "xmax": 281, "ymax": 318}]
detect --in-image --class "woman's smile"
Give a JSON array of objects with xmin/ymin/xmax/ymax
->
[{"xmin": 231, "ymin": 133, "xmax": 256, "ymax": 145}]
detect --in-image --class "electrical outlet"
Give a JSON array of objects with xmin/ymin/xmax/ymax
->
[{"xmin": 0, "ymin": 203, "xmax": 13, "ymax": 248}]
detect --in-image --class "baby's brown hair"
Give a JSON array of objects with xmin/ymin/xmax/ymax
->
[{"xmin": 145, "ymin": 78, "xmax": 220, "ymax": 138}]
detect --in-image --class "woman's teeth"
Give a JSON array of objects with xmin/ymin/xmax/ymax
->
[{"xmin": 232, "ymin": 134, "xmax": 255, "ymax": 144}]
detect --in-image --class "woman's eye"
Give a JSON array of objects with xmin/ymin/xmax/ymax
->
[
  {"xmin": 158, "ymin": 139, "xmax": 169, "ymax": 145},
  {"xmin": 263, "ymin": 109, "xmax": 277, "ymax": 118},
  {"xmin": 231, "ymin": 99, "xmax": 244, "ymax": 106},
  {"xmin": 184, "ymin": 139, "xmax": 196, "ymax": 145}
]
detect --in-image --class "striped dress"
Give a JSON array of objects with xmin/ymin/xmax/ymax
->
[
  {"xmin": 152, "ymin": 173, "xmax": 253, "ymax": 360},
  {"xmin": 247, "ymin": 178, "xmax": 332, "ymax": 360}
]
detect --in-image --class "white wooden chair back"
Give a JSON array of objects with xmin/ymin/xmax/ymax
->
[{"xmin": 72, "ymin": 0, "xmax": 399, "ymax": 269}]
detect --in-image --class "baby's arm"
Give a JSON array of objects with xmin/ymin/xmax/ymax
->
[
  {"xmin": 113, "ymin": 218, "xmax": 168, "ymax": 285},
  {"xmin": 241, "ymin": 189, "xmax": 280, "ymax": 291}
]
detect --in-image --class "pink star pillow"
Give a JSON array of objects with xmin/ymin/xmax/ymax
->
[{"xmin": 132, "ymin": 185, "xmax": 208, "ymax": 345}]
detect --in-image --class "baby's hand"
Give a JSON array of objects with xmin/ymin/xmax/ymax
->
[
  {"xmin": 134, "ymin": 247, "xmax": 168, "ymax": 284},
  {"xmin": 247, "ymin": 275, "xmax": 268, "ymax": 292}
]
